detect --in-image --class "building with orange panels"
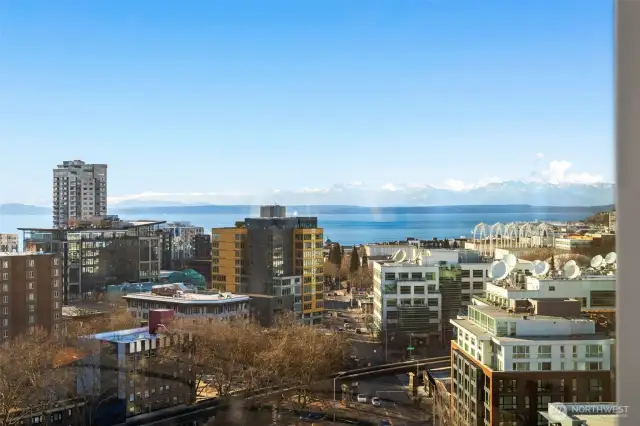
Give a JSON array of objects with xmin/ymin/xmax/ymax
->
[
  {"xmin": 212, "ymin": 205, "xmax": 324, "ymax": 325},
  {"xmin": 449, "ymin": 298, "xmax": 615, "ymax": 426},
  {"xmin": 0, "ymin": 252, "xmax": 63, "ymax": 339}
]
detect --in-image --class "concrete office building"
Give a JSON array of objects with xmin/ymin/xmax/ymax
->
[
  {"xmin": 450, "ymin": 299, "xmax": 614, "ymax": 426},
  {"xmin": 122, "ymin": 283, "xmax": 250, "ymax": 322},
  {"xmin": 20, "ymin": 217, "xmax": 164, "ymax": 303},
  {"xmin": 0, "ymin": 233, "xmax": 19, "ymax": 252},
  {"xmin": 0, "ymin": 252, "xmax": 63, "ymax": 339},
  {"xmin": 53, "ymin": 160, "xmax": 107, "ymax": 229},
  {"xmin": 212, "ymin": 205, "xmax": 324, "ymax": 325},
  {"xmin": 371, "ymin": 248, "xmax": 491, "ymax": 347}
]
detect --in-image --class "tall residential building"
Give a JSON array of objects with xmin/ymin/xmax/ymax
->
[
  {"xmin": 0, "ymin": 233, "xmax": 19, "ymax": 252},
  {"xmin": 212, "ymin": 205, "xmax": 324, "ymax": 325},
  {"xmin": 53, "ymin": 160, "xmax": 108, "ymax": 228},
  {"xmin": 0, "ymin": 252, "xmax": 63, "ymax": 339},
  {"xmin": 450, "ymin": 299, "xmax": 615, "ymax": 426},
  {"xmin": 20, "ymin": 217, "xmax": 164, "ymax": 303}
]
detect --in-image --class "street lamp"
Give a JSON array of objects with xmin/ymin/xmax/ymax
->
[{"xmin": 333, "ymin": 371, "xmax": 347, "ymax": 423}]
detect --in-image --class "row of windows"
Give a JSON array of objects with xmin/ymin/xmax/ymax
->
[
  {"xmin": 511, "ymin": 344, "xmax": 604, "ymax": 358},
  {"xmin": 0, "ymin": 258, "xmax": 60, "ymax": 269}
]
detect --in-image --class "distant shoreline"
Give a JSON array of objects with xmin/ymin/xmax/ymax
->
[{"xmin": 0, "ymin": 203, "xmax": 615, "ymax": 216}]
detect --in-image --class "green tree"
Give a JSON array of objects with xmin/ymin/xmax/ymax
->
[
  {"xmin": 330, "ymin": 243, "xmax": 343, "ymax": 267},
  {"xmin": 349, "ymin": 246, "xmax": 361, "ymax": 274}
]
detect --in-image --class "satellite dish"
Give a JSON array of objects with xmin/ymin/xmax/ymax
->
[
  {"xmin": 532, "ymin": 260, "xmax": 541, "ymax": 267},
  {"xmin": 504, "ymin": 254, "xmax": 517, "ymax": 268},
  {"xmin": 563, "ymin": 263, "xmax": 581, "ymax": 279},
  {"xmin": 394, "ymin": 250, "xmax": 407, "ymax": 263},
  {"xmin": 491, "ymin": 261, "xmax": 509, "ymax": 281},
  {"xmin": 565, "ymin": 260, "xmax": 577, "ymax": 268},
  {"xmin": 533, "ymin": 261, "xmax": 549, "ymax": 277},
  {"xmin": 604, "ymin": 252, "xmax": 617, "ymax": 264},
  {"xmin": 590, "ymin": 255, "xmax": 604, "ymax": 269},
  {"xmin": 487, "ymin": 260, "xmax": 500, "ymax": 278}
]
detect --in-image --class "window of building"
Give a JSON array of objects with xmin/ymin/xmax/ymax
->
[
  {"xmin": 461, "ymin": 269, "xmax": 470, "ymax": 278},
  {"xmin": 1, "ymin": 284, "xmax": 6, "ymax": 292},
  {"xmin": 427, "ymin": 298, "xmax": 438, "ymax": 307},
  {"xmin": 414, "ymin": 286, "xmax": 425, "ymax": 294},
  {"xmin": 537, "ymin": 395, "xmax": 552, "ymax": 410},
  {"xmin": 589, "ymin": 378, "xmax": 604, "ymax": 392},
  {"xmin": 411, "ymin": 272, "xmax": 422, "ymax": 280},
  {"xmin": 538, "ymin": 362, "xmax": 552, "ymax": 371},
  {"xmin": 498, "ymin": 396, "xmax": 516, "ymax": 409},
  {"xmin": 386, "ymin": 299, "xmax": 397, "ymax": 307},
  {"xmin": 425, "ymin": 272, "xmax": 436, "ymax": 281},
  {"xmin": 590, "ymin": 290, "xmax": 615, "ymax": 307},
  {"xmin": 586, "ymin": 362, "xmax": 603, "ymax": 370},
  {"xmin": 512, "ymin": 346, "xmax": 529, "ymax": 359},
  {"xmin": 586, "ymin": 344, "xmax": 603, "ymax": 357},
  {"xmin": 512, "ymin": 362, "xmax": 530, "ymax": 371},
  {"xmin": 27, "ymin": 282, "xmax": 34, "ymax": 290},
  {"xmin": 28, "ymin": 260, "xmax": 35, "ymax": 267},
  {"xmin": 386, "ymin": 311, "xmax": 398, "ymax": 320},
  {"xmin": 472, "ymin": 270, "xmax": 484, "ymax": 278},
  {"xmin": 2, "ymin": 273, "xmax": 8, "ymax": 281},
  {"xmin": 538, "ymin": 345, "xmax": 552, "ymax": 358},
  {"xmin": 384, "ymin": 273, "xmax": 395, "ymax": 281},
  {"xmin": 400, "ymin": 286, "xmax": 411, "ymax": 295},
  {"xmin": 303, "ymin": 303, "xmax": 312, "ymax": 311}
]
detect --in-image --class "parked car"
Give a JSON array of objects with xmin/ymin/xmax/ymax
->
[
  {"xmin": 300, "ymin": 412, "xmax": 325, "ymax": 422},
  {"xmin": 356, "ymin": 394, "xmax": 368, "ymax": 403},
  {"xmin": 371, "ymin": 396, "xmax": 382, "ymax": 407},
  {"xmin": 379, "ymin": 420, "xmax": 392, "ymax": 426}
]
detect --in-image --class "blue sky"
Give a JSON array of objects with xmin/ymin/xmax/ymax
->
[{"xmin": 0, "ymin": 0, "xmax": 613, "ymax": 205}]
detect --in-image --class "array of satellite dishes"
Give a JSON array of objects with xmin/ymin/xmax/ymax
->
[{"xmin": 489, "ymin": 251, "xmax": 617, "ymax": 282}]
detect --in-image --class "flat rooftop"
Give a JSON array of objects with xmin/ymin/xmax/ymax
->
[
  {"xmin": 90, "ymin": 327, "xmax": 155, "ymax": 344},
  {"xmin": 469, "ymin": 304, "xmax": 587, "ymax": 322},
  {"xmin": 19, "ymin": 220, "xmax": 166, "ymax": 232},
  {"xmin": 123, "ymin": 291, "xmax": 250, "ymax": 305},
  {"xmin": 452, "ymin": 318, "xmax": 611, "ymax": 343}
]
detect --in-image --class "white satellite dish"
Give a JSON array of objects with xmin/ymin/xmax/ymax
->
[
  {"xmin": 563, "ymin": 262, "xmax": 581, "ymax": 279},
  {"xmin": 565, "ymin": 260, "xmax": 577, "ymax": 268},
  {"xmin": 504, "ymin": 254, "xmax": 517, "ymax": 268},
  {"xmin": 532, "ymin": 261, "xmax": 549, "ymax": 277},
  {"xmin": 590, "ymin": 255, "xmax": 604, "ymax": 269},
  {"xmin": 487, "ymin": 260, "xmax": 500, "ymax": 278},
  {"xmin": 532, "ymin": 260, "xmax": 541, "ymax": 267},
  {"xmin": 604, "ymin": 252, "xmax": 617, "ymax": 264},
  {"xmin": 392, "ymin": 250, "xmax": 407, "ymax": 263},
  {"xmin": 491, "ymin": 261, "xmax": 509, "ymax": 281}
]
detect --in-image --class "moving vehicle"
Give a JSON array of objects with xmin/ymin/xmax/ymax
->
[
  {"xmin": 356, "ymin": 394, "xmax": 368, "ymax": 403},
  {"xmin": 371, "ymin": 396, "xmax": 382, "ymax": 407}
]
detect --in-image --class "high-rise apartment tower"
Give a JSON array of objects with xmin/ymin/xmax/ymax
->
[{"xmin": 53, "ymin": 160, "xmax": 108, "ymax": 228}]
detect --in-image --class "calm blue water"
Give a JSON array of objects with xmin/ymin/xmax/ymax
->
[{"xmin": 0, "ymin": 211, "xmax": 591, "ymax": 246}]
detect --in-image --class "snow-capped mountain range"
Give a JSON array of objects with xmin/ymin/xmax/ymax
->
[{"xmin": 108, "ymin": 181, "xmax": 615, "ymax": 207}]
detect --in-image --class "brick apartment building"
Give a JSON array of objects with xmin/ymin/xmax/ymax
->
[{"xmin": 0, "ymin": 252, "xmax": 63, "ymax": 339}]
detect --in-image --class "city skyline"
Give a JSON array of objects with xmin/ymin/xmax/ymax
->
[{"xmin": 0, "ymin": 0, "xmax": 613, "ymax": 205}]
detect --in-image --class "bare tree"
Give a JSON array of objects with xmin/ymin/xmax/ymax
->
[{"xmin": 0, "ymin": 329, "xmax": 72, "ymax": 426}]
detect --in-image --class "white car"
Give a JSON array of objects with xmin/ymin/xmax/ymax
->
[
  {"xmin": 371, "ymin": 396, "xmax": 382, "ymax": 407},
  {"xmin": 356, "ymin": 394, "xmax": 368, "ymax": 403}
]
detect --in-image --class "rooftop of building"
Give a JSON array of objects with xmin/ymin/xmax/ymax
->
[
  {"xmin": 0, "ymin": 251, "xmax": 55, "ymax": 257},
  {"xmin": 89, "ymin": 326, "xmax": 156, "ymax": 344},
  {"xmin": 452, "ymin": 318, "xmax": 611, "ymax": 343},
  {"xmin": 19, "ymin": 218, "xmax": 166, "ymax": 232},
  {"xmin": 122, "ymin": 290, "xmax": 250, "ymax": 304}
]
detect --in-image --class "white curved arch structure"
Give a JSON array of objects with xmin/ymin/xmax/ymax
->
[{"xmin": 472, "ymin": 221, "xmax": 556, "ymax": 251}]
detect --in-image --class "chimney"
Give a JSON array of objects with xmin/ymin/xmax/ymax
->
[{"xmin": 149, "ymin": 309, "xmax": 175, "ymax": 334}]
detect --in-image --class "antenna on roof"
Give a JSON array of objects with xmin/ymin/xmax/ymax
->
[{"xmin": 563, "ymin": 262, "xmax": 581, "ymax": 280}]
